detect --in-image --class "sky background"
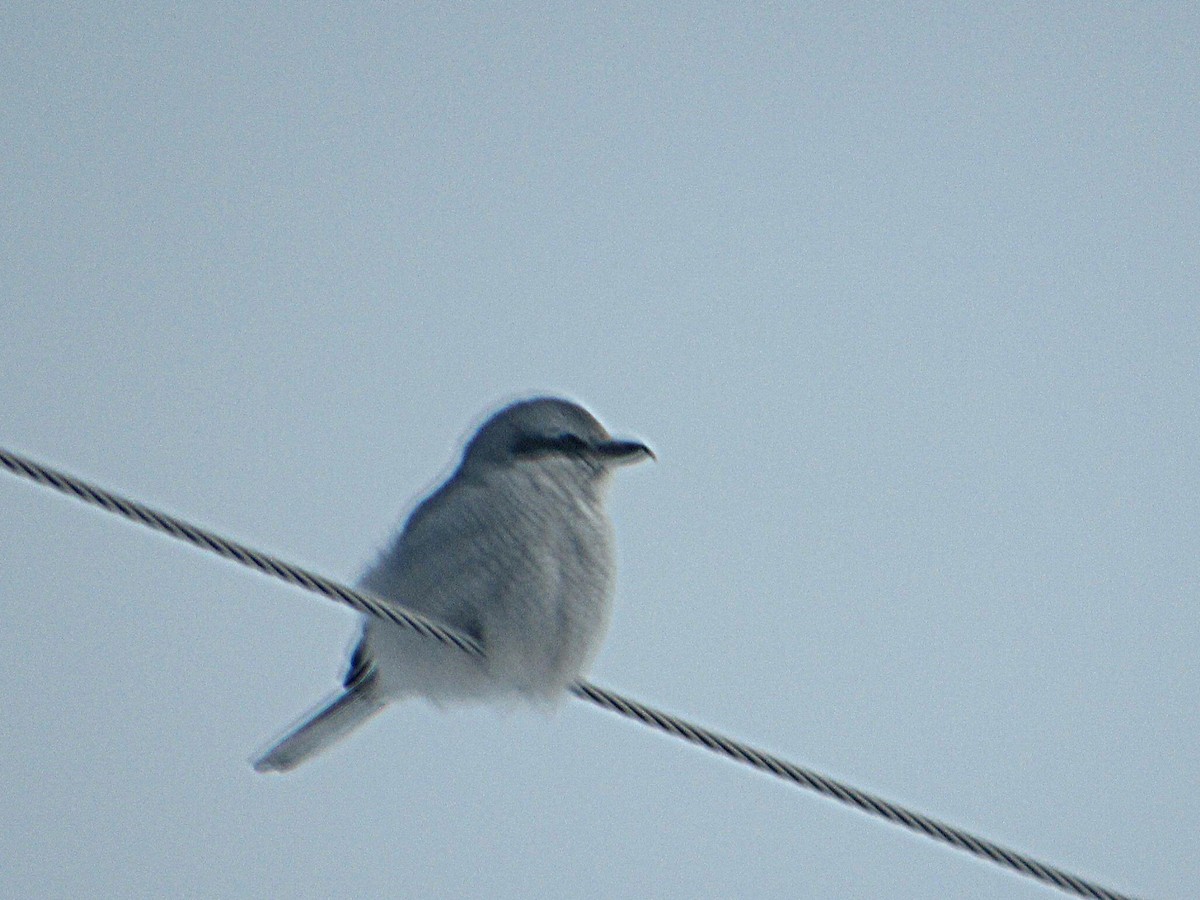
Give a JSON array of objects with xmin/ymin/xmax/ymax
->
[{"xmin": 2, "ymin": 4, "xmax": 1197, "ymax": 898}]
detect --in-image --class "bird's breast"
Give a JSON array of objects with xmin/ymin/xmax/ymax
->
[{"xmin": 482, "ymin": 470, "xmax": 617, "ymax": 692}]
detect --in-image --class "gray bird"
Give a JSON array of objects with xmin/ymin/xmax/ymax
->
[{"xmin": 253, "ymin": 397, "xmax": 652, "ymax": 772}]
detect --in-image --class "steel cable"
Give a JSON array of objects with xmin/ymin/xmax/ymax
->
[{"xmin": 0, "ymin": 445, "xmax": 1138, "ymax": 900}]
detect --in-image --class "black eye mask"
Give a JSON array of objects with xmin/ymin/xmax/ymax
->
[{"xmin": 511, "ymin": 432, "xmax": 591, "ymax": 458}]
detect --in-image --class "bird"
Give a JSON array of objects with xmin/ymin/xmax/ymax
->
[{"xmin": 252, "ymin": 396, "xmax": 653, "ymax": 772}]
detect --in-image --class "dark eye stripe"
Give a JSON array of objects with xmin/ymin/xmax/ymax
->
[
  {"xmin": 511, "ymin": 433, "xmax": 589, "ymax": 457},
  {"xmin": 558, "ymin": 433, "xmax": 589, "ymax": 451}
]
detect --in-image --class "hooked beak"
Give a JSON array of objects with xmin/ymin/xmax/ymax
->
[{"xmin": 594, "ymin": 439, "xmax": 655, "ymax": 466}]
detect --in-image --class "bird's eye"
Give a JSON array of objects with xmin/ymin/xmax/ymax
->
[
  {"xmin": 510, "ymin": 433, "xmax": 589, "ymax": 457},
  {"xmin": 556, "ymin": 433, "xmax": 589, "ymax": 452}
]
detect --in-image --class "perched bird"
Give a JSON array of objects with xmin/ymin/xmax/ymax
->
[{"xmin": 253, "ymin": 396, "xmax": 652, "ymax": 772}]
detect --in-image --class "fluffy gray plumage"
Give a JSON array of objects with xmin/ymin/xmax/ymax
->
[{"xmin": 253, "ymin": 397, "xmax": 651, "ymax": 773}]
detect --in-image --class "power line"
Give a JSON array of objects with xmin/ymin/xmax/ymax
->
[{"xmin": 0, "ymin": 445, "xmax": 1138, "ymax": 900}]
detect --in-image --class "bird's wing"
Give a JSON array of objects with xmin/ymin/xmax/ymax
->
[{"xmin": 356, "ymin": 472, "xmax": 505, "ymax": 636}]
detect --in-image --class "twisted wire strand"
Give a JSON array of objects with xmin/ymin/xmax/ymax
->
[
  {"xmin": 0, "ymin": 447, "xmax": 482, "ymax": 659},
  {"xmin": 570, "ymin": 681, "xmax": 1133, "ymax": 900},
  {"xmin": 0, "ymin": 445, "xmax": 1137, "ymax": 900}
]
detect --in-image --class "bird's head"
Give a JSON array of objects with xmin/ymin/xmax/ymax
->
[{"xmin": 461, "ymin": 397, "xmax": 653, "ymax": 480}]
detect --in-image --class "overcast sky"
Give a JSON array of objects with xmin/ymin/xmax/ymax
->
[{"xmin": 2, "ymin": 4, "xmax": 1196, "ymax": 898}]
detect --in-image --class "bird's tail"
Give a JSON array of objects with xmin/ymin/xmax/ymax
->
[{"xmin": 252, "ymin": 678, "xmax": 386, "ymax": 774}]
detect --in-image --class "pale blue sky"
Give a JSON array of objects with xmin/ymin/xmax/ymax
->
[{"xmin": 2, "ymin": 4, "xmax": 1196, "ymax": 898}]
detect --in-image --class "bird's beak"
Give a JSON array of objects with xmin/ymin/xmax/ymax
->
[{"xmin": 595, "ymin": 439, "xmax": 655, "ymax": 465}]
